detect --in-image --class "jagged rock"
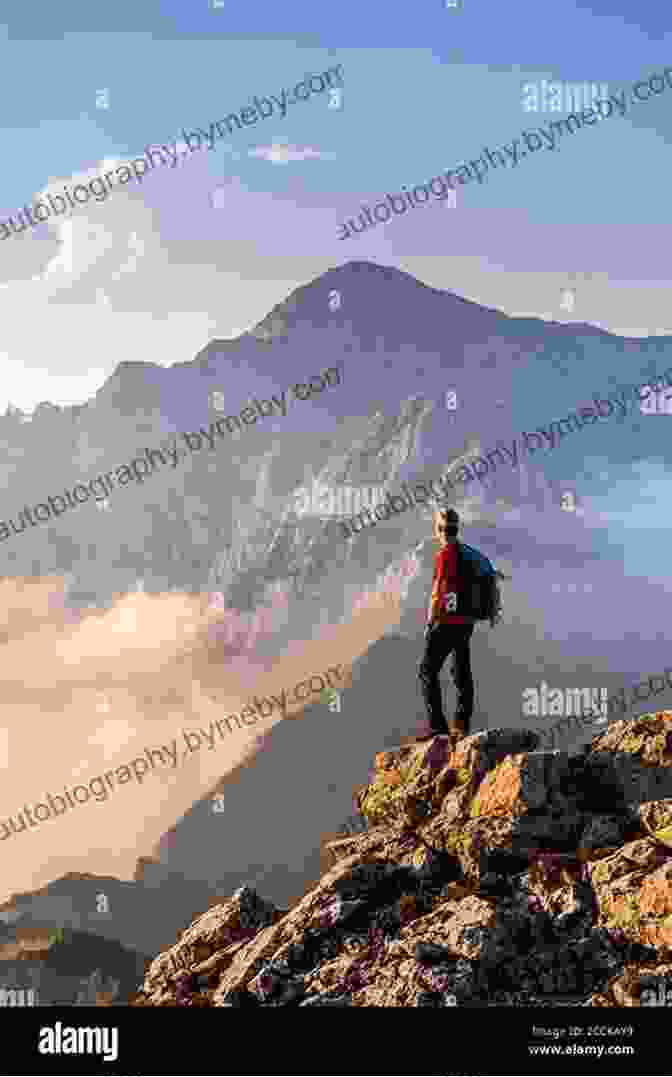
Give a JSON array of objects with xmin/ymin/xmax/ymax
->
[
  {"xmin": 323, "ymin": 826, "xmax": 391, "ymax": 867},
  {"xmin": 409, "ymin": 845, "xmax": 461, "ymax": 888},
  {"xmin": 359, "ymin": 728, "xmax": 542, "ymax": 832},
  {"xmin": 248, "ymin": 964, "xmax": 306, "ymax": 1005},
  {"xmin": 418, "ymin": 737, "xmax": 454, "ymax": 775},
  {"xmin": 311, "ymin": 898, "xmax": 368, "ymax": 929},
  {"xmin": 131, "ymin": 713, "xmax": 672, "ymax": 1009},
  {"xmin": 399, "ymin": 895, "xmax": 497, "ymax": 961},
  {"xmin": 219, "ymin": 985, "xmax": 261, "ymax": 1007},
  {"xmin": 587, "ymin": 837, "xmax": 672, "ymax": 948},
  {"xmin": 590, "ymin": 713, "xmax": 672, "ymax": 758},
  {"xmin": 636, "ymin": 797, "xmax": 672, "ymax": 837},
  {"xmin": 445, "ymin": 817, "xmax": 540, "ymax": 884},
  {"xmin": 416, "ymin": 990, "xmax": 443, "ymax": 1006},
  {"xmin": 434, "ymin": 781, "xmax": 474, "ymax": 826},
  {"xmin": 591, "ymin": 960, "xmax": 672, "ymax": 1006},
  {"xmin": 447, "ymin": 728, "xmax": 542, "ymax": 777},
  {"xmin": 639, "ymin": 861, "xmax": 672, "ymax": 917},
  {"xmin": 414, "ymin": 942, "xmax": 455, "ymax": 964},
  {"xmin": 284, "ymin": 942, "xmax": 306, "ymax": 968},
  {"xmin": 248, "ymin": 968, "xmax": 285, "ymax": 1001},
  {"xmin": 478, "ymin": 872, "xmax": 514, "ymax": 898},
  {"xmin": 191, "ymin": 938, "xmax": 249, "ymax": 975},
  {"xmin": 577, "ymin": 814, "xmax": 629, "ymax": 854},
  {"xmin": 210, "ymin": 855, "xmax": 402, "ymax": 1002},
  {"xmin": 472, "ymin": 750, "xmax": 574, "ymax": 818},
  {"xmin": 588, "ymin": 837, "xmax": 665, "ymax": 894},
  {"xmin": 584, "ymin": 714, "xmax": 672, "ymax": 807},
  {"xmin": 140, "ymin": 884, "xmax": 283, "ymax": 995},
  {"xmin": 299, "ymin": 993, "xmax": 352, "ymax": 1006}
]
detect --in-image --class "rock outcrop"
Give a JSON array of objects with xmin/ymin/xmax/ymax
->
[{"xmin": 131, "ymin": 713, "xmax": 672, "ymax": 1007}]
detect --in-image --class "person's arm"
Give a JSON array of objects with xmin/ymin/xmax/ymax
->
[
  {"xmin": 489, "ymin": 573, "xmax": 503, "ymax": 626},
  {"xmin": 425, "ymin": 552, "xmax": 445, "ymax": 634},
  {"xmin": 427, "ymin": 578, "xmax": 437, "ymax": 621}
]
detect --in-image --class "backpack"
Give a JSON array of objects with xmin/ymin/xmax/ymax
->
[{"xmin": 456, "ymin": 543, "xmax": 502, "ymax": 622}]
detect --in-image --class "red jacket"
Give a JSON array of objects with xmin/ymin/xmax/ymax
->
[{"xmin": 428, "ymin": 544, "xmax": 471, "ymax": 625}]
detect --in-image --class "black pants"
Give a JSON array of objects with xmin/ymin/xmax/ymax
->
[{"xmin": 418, "ymin": 623, "xmax": 475, "ymax": 734}]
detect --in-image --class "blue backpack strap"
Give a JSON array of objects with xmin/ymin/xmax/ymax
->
[{"xmin": 459, "ymin": 543, "xmax": 495, "ymax": 576}]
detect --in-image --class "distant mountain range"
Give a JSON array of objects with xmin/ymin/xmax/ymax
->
[
  {"xmin": 0, "ymin": 869, "xmax": 242, "ymax": 966},
  {"xmin": 0, "ymin": 911, "xmax": 151, "ymax": 1004}
]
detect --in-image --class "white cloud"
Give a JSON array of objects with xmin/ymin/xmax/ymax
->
[
  {"xmin": 0, "ymin": 148, "xmax": 229, "ymax": 412},
  {"xmin": 248, "ymin": 139, "xmax": 336, "ymax": 164}
]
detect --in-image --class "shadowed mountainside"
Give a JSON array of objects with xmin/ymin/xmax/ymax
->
[{"xmin": 0, "ymin": 921, "xmax": 151, "ymax": 1005}]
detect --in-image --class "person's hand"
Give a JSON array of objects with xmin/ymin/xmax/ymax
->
[
  {"xmin": 424, "ymin": 621, "xmax": 434, "ymax": 640},
  {"xmin": 489, "ymin": 611, "xmax": 502, "ymax": 627}
]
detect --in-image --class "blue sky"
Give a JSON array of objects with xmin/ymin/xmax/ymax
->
[
  {"xmin": 0, "ymin": 0, "xmax": 671, "ymax": 413},
  {"xmin": 3, "ymin": 0, "xmax": 670, "ymax": 228}
]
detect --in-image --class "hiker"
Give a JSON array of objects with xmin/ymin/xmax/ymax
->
[{"xmin": 417, "ymin": 508, "xmax": 502, "ymax": 741}]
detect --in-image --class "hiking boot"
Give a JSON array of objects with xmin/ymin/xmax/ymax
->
[
  {"xmin": 413, "ymin": 720, "xmax": 450, "ymax": 742},
  {"xmin": 448, "ymin": 720, "xmax": 469, "ymax": 743}
]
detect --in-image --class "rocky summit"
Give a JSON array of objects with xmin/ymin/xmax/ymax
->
[{"xmin": 131, "ymin": 712, "xmax": 672, "ymax": 1008}]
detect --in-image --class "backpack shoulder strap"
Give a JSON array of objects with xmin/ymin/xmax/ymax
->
[{"xmin": 460, "ymin": 543, "xmax": 494, "ymax": 575}]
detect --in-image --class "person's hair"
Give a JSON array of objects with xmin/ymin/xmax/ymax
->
[{"xmin": 433, "ymin": 508, "xmax": 459, "ymax": 540}]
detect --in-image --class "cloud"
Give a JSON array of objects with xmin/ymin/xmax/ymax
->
[
  {"xmin": 248, "ymin": 139, "xmax": 336, "ymax": 165},
  {"xmin": 211, "ymin": 187, "xmax": 229, "ymax": 211},
  {"xmin": 0, "ymin": 147, "xmax": 234, "ymax": 412}
]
